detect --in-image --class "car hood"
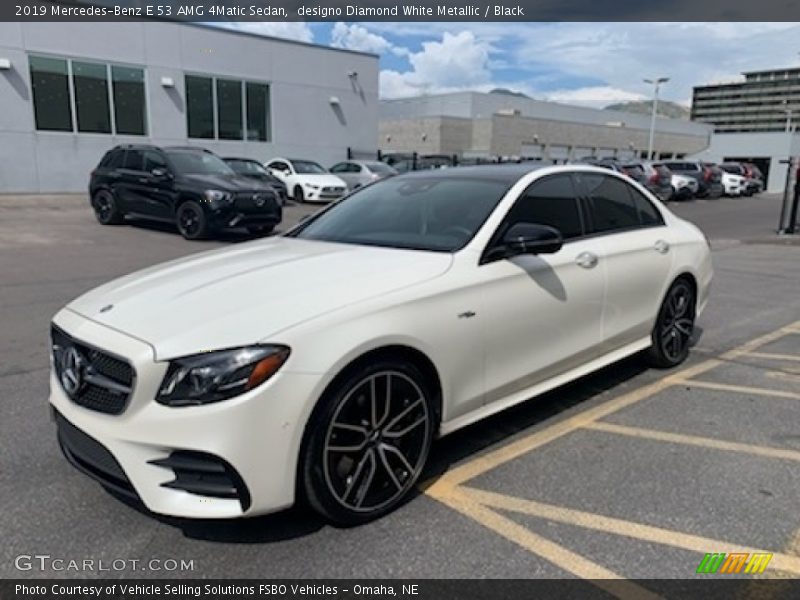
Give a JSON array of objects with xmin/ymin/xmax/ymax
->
[
  {"xmin": 66, "ymin": 238, "xmax": 452, "ymax": 360},
  {"xmin": 296, "ymin": 174, "xmax": 347, "ymax": 187},
  {"xmin": 180, "ymin": 173, "xmax": 272, "ymax": 192}
]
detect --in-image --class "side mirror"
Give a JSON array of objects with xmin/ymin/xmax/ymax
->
[
  {"xmin": 502, "ymin": 223, "xmax": 563, "ymax": 256},
  {"xmin": 151, "ymin": 168, "xmax": 170, "ymax": 179}
]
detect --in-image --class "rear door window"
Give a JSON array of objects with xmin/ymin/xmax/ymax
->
[{"xmin": 579, "ymin": 173, "xmax": 642, "ymax": 234}]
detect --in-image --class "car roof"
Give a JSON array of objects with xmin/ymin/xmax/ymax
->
[
  {"xmin": 393, "ymin": 163, "xmax": 555, "ymax": 184},
  {"xmin": 222, "ymin": 156, "xmax": 259, "ymax": 162}
]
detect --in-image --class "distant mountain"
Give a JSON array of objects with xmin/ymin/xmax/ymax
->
[
  {"xmin": 489, "ymin": 88, "xmax": 531, "ymax": 99},
  {"xmin": 604, "ymin": 100, "xmax": 690, "ymax": 120}
]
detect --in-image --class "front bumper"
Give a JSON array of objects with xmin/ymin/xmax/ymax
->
[
  {"xmin": 49, "ymin": 309, "xmax": 320, "ymax": 519},
  {"xmin": 303, "ymin": 187, "xmax": 346, "ymax": 202}
]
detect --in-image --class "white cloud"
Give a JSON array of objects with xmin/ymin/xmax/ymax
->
[
  {"xmin": 511, "ymin": 23, "xmax": 800, "ymax": 105},
  {"xmin": 216, "ymin": 21, "xmax": 314, "ymax": 43},
  {"xmin": 380, "ymin": 31, "xmax": 493, "ymax": 98},
  {"xmin": 331, "ymin": 22, "xmax": 404, "ymax": 56},
  {"xmin": 544, "ymin": 86, "xmax": 646, "ymax": 108}
]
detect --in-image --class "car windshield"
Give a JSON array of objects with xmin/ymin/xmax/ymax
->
[
  {"xmin": 227, "ymin": 160, "xmax": 268, "ymax": 176},
  {"xmin": 291, "ymin": 160, "xmax": 327, "ymax": 174},
  {"xmin": 167, "ymin": 151, "xmax": 234, "ymax": 175},
  {"xmin": 290, "ymin": 176, "xmax": 510, "ymax": 252},
  {"xmin": 720, "ymin": 164, "xmax": 743, "ymax": 174}
]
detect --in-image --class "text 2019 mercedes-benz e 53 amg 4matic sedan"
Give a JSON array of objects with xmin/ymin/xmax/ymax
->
[{"xmin": 50, "ymin": 165, "xmax": 712, "ymax": 524}]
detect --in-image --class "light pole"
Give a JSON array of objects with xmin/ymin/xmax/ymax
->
[
  {"xmin": 783, "ymin": 100, "xmax": 793, "ymax": 132},
  {"xmin": 644, "ymin": 77, "xmax": 669, "ymax": 160}
]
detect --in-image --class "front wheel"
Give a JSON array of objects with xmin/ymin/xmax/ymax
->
[
  {"xmin": 294, "ymin": 186, "xmax": 305, "ymax": 204},
  {"xmin": 176, "ymin": 201, "xmax": 210, "ymax": 240},
  {"xmin": 301, "ymin": 361, "xmax": 436, "ymax": 525},
  {"xmin": 646, "ymin": 279, "xmax": 696, "ymax": 368}
]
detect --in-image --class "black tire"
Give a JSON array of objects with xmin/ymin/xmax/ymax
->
[
  {"xmin": 247, "ymin": 224, "xmax": 275, "ymax": 236},
  {"xmin": 294, "ymin": 186, "xmax": 305, "ymax": 204},
  {"xmin": 91, "ymin": 190, "xmax": 124, "ymax": 225},
  {"xmin": 646, "ymin": 278, "xmax": 696, "ymax": 368},
  {"xmin": 301, "ymin": 360, "xmax": 436, "ymax": 526},
  {"xmin": 175, "ymin": 200, "xmax": 210, "ymax": 240}
]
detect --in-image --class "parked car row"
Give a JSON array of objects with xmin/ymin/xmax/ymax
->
[
  {"xmin": 89, "ymin": 145, "xmax": 400, "ymax": 240},
  {"xmin": 581, "ymin": 158, "xmax": 763, "ymax": 202}
]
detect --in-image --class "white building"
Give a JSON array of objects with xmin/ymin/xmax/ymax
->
[{"xmin": 0, "ymin": 21, "xmax": 379, "ymax": 193}]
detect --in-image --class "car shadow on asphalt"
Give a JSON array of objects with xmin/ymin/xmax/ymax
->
[{"xmin": 125, "ymin": 217, "xmax": 277, "ymax": 244}]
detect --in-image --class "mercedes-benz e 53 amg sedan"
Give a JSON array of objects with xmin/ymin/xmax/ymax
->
[{"xmin": 50, "ymin": 165, "xmax": 712, "ymax": 524}]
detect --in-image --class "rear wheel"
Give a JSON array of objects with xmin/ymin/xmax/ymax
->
[
  {"xmin": 301, "ymin": 360, "xmax": 435, "ymax": 525},
  {"xmin": 91, "ymin": 190, "xmax": 124, "ymax": 225},
  {"xmin": 646, "ymin": 279, "xmax": 696, "ymax": 368},
  {"xmin": 294, "ymin": 186, "xmax": 305, "ymax": 204},
  {"xmin": 176, "ymin": 201, "xmax": 209, "ymax": 240}
]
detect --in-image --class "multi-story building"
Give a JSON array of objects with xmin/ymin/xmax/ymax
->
[
  {"xmin": 692, "ymin": 68, "xmax": 800, "ymax": 133},
  {"xmin": 0, "ymin": 21, "xmax": 378, "ymax": 193},
  {"xmin": 690, "ymin": 67, "xmax": 800, "ymax": 192}
]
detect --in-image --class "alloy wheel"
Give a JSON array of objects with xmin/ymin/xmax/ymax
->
[
  {"xmin": 659, "ymin": 282, "xmax": 694, "ymax": 362},
  {"xmin": 322, "ymin": 371, "xmax": 431, "ymax": 513}
]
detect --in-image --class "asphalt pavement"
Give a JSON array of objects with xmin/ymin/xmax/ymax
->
[{"xmin": 1, "ymin": 191, "xmax": 799, "ymax": 582}]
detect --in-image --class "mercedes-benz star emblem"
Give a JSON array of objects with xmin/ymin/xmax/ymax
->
[
  {"xmin": 60, "ymin": 346, "xmax": 85, "ymax": 397},
  {"xmin": 253, "ymin": 194, "xmax": 266, "ymax": 207}
]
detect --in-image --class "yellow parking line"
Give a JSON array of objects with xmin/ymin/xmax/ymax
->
[
  {"xmin": 426, "ymin": 359, "xmax": 722, "ymax": 490},
  {"xmin": 718, "ymin": 321, "xmax": 800, "ymax": 361},
  {"xmin": 430, "ymin": 485, "xmax": 663, "ymax": 598},
  {"xmin": 680, "ymin": 380, "xmax": 800, "ymax": 400},
  {"xmin": 747, "ymin": 352, "xmax": 800, "ymax": 362},
  {"xmin": 584, "ymin": 421, "xmax": 800, "ymax": 463},
  {"xmin": 462, "ymin": 487, "xmax": 800, "ymax": 576},
  {"xmin": 766, "ymin": 371, "xmax": 800, "ymax": 383}
]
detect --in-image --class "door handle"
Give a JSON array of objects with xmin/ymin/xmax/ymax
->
[
  {"xmin": 138, "ymin": 177, "xmax": 150, "ymax": 184},
  {"xmin": 576, "ymin": 251, "xmax": 599, "ymax": 269},
  {"xmin": 654, "ymin": 239, "xmax": 670, "ymax": 254}
]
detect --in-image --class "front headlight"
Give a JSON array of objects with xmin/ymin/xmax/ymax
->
[
  {"xmin": 203, "ymin": 189, "xmax": 233, "ymax": 207},
  {"xmin": 157, "ymin": 345, "xmax": 290, "ymax": 407}
]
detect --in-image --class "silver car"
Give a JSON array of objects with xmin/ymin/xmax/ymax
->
[{"xmin": 330, "ymin": 160, "xmax": 398, "ymax": 190}]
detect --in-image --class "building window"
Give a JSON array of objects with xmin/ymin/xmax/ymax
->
[
  {"xmin": 112, "ymin": 66, "xmax": 146, "ymax": 135},
  {"xmin": 73, "ymin": 61, "xmax": 111, "ymax": 133},
  {"xmin": 186, "ymin": 74, "xmax": 271, "ymax": 142},
  {"xmin": 29, "ymin": 56, "xmax": 73, "ymax": 132},
  {"xmin": 246, "ymin": 82, "xmax": 270, "ymax": 141},
  {"xmin": 186, "ymin": 75, "xmax": 214, "ymax": 139},
  {"xmin": 29, "ymin": 55, "xmax": 146, "ymax": 135},
  {"xmin": 217, "ymin": 78, "xmax": 243, "ymax": 140}
]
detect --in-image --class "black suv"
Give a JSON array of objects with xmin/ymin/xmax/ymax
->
[
  {"xmin": 222, "ymin": 157, "xmax": 288, "ymax": 205},
  {"xmin": 89, "ymin": 145, "xmax": 282, "ymax": 239}
]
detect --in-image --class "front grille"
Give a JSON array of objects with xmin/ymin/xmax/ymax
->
[
  {"xmin": 55, "ymin": 409, "xmax": 137, "ymax": 499},
  {"xmin": 322, "ymin": 186, "xmax": 345, "ymax": 194},
  {"xmin": 51, "ymin": 325, "xmax": 134, "ymax": 415}
]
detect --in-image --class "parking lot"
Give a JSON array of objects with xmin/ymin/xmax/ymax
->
[{"xmin": 1, "ymin": 191, "xmax": 800, "ymax": 584}]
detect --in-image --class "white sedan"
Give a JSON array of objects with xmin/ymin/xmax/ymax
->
[
  {"xmin": 265, "ymin": 157, "xmax": 347, "ymax": 203},
  {"xmin": 49, "ymin": 165, "xmax": 712, "ymax": 524}
]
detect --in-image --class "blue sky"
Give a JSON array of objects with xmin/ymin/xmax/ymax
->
[{"xmin": 220, "ymin": 22, "xmax": 800, "ymax": 108}]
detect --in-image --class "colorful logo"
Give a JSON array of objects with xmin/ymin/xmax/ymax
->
[{"xmin": 696, "ymin": 552, "xmax": 773, "ymax": 574}]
